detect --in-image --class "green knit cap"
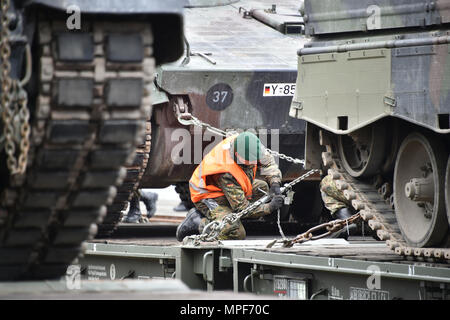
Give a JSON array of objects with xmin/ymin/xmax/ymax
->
[{"xmin": 233, "ymin": 132, "xmax": 263, "ymax": 162}]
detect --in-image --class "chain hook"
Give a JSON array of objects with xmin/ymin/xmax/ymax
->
[{"xmin": 174, "ymin": 96, "xmax": 197, "ymax": 126}]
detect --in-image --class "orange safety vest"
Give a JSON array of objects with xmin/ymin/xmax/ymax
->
[{"xmin": 189, "ymin": 135, "xmax": 257, "ymax": 203}]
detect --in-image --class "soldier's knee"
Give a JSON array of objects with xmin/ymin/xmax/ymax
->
[
  {"xmin": 210, "ymin": 205, "xmax": 233, "ymax": 221},
  {"xmin": 234, "ymin": 230, "xmax": 246, "ymax": 240},
  {"xmin": 235, "ymin": 224, "xmax": 246, "ymax": 240},
  {"xmin": 219, "ymin": 225, "xmax": 246, "ymax": 240}
]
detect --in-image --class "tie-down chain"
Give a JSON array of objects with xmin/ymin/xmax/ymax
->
[{"xmin": 173, "ymin": 97, "xmax": 360, "ymax": 245}]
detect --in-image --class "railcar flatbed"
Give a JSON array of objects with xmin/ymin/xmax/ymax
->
[{"xmin": 78, "ymin": 235, "xmax": 450, "ymax": 300}]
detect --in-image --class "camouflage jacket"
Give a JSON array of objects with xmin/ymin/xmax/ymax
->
[{"xmin": 209, "ymin": 149, "xmax": 282, "ymax": 215}]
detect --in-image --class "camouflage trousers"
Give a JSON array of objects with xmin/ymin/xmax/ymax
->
[
  {"xmin": 131, "ymin": 189, "xmax": 142, "ymax": 199},
  {"xmin": 320, "ymin": 174, "xmax": 352, "ymax": 215},
  {"xmin": 194, "ymin": 179, "xmax": 269, "ymax": 240}
]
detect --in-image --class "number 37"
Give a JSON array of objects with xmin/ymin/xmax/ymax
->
[{"xmin": 212, "ymin": 91, "xmax": 228, "ymax": 103}]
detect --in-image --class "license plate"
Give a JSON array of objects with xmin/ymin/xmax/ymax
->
[{"xmin": 263, "ymin": 83, "xmax": 296, "ymax": 96}]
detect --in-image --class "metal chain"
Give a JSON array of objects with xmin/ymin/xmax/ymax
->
[
  {"xmin": 185, "ymin": 168, "xmax": 319, "ymax": 245},
  {"xmin": 175, "ymin": 103, "xmax": 315, "ymax": 245},
  {"xmin": 187, "ymin": 191, "xmax": 270, "ymax": 245},
  {"xmin": 265, "ymin": 169, "xmax": 361, "ymax": 248},
  {"xmin": 1, "ymin": 0, "xmax": 30, "ymax": 175},
  {"xmin": 267, "ymin": 212, "xmax": 361, "ymax": 248},
  {"xmin": 176, "ymin": 111, "xmax": 305, "ymax": 166},
  {"xmin": 1, "ymin": 0, "xmax": 16, "ymax": 171},
  {"xmin": 16, "ymin": 84, "xmax": 30, "ymax": 172},
  {"xmin": 266, "ymin": 149, "xmax": 305, "ymax": 165},
  {"xmin": 177, "ymin": 113, "xmax": 237, "ymax": 138},
  {"xmin": 174, "ymin": 78, "xmax": 365, "ymax": 247},
  {"xmin": 276, "ymin": 209, "xmax": 287, "ymax": 241}
]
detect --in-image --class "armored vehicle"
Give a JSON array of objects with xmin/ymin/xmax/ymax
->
[
  {"xmin": 290, "ymin": 0, "xmax": 450, "ymax": 260},
  {"xmin": 0, "ymin": 0, "xmax": 184, "ymax": 280},
  {"xmin": 97, "ymin": 0, "xmax": 326, "ymax": 237}
]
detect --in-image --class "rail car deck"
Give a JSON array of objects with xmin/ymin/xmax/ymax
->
[{"xmin": 78, "ymin": 228, "xmax": 450, "ymax": 300}]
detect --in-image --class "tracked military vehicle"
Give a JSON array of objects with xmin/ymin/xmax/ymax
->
[
  {"xmin": 290, "ymin": 0, "xmax": 450, "ymax": 260},
  {"xmin": 0, "ymin": 0, "xmax": 183, "ymax": 280},
  {"xmin": 96, "ymin": 0, "xmax": 326, "ymax": 237}
]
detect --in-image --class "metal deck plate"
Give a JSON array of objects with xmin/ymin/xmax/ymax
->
[
  {"xmin": 0, "ymin": 278, "xmax": 274, "ymax": 300},
  {"xmin": 170, "ymin": 0, "xmax": 306, "ymax": 71}
]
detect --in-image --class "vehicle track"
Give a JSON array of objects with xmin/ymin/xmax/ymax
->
[
  {"xmin": 321, "ymin": 130, "xmax": 450, "ymax": 263},
  {"xmin": 0, "ymin": 17, "xmax": 153, "ymax": 279}
]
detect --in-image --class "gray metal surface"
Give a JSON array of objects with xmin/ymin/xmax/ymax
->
[
  {"xmin": 303, "ymin": 0, "xmax": 450, "ymax": 36},
  {"xmin": 0, "ymin": 278, "xmax": 273, "ymax": 300},
  {"xmin": 232, "ymin": 245, "xmax": 450, "ymax": 299},
  {"xmin": 160, "ymin": 0, "xmax": 305, "ymax": 73},
  {"xmin": 232, "ymin": 243, "xmax": 450, "ymax": 283},
  {"xmin": 289, "ymin": 0, "xmax": 450, "ymax": 263},
  {"xmin": 185, "ymin": 0, "xmax": 240, "ymax": 8},
  {"xmin": 25, "ymin": 0, "xmax": 185, "ymax": 65},
  {"xmin": 0, "ymin": 279, "xmax": 188, "ymax": 297},
  {"xmin": 142, "ymin": 0, "xmax": 311, "ymax": 188},
  {"xmin": 292, "ymin": 30, "xmax": 450, "ymax": 134},
  {"xmin": 78, "ymin": 237, "xmax": 450, "ymax": 299},
  {"xmin": 154, "ymin": 0, "xmax": 307, "ymax": 133},
  {"xmin": 27, "ymin": 0, "xmax": 184, "ymax": 14}
]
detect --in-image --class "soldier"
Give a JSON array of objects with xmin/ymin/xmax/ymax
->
[
  {"xmin": 176, "ymin": 132, "xmax": 284, "ymax": 241},
  {"xmin": 320, "ymin": 174, "xmax": 356, "ymax": 238},
  {"xmin": 123, "ymin": 189, "xmax": 159, "ymax": 223}
]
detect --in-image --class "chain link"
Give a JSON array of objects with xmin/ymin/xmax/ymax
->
[
  {"xmin": 176, "ymin": 111, "xmax": 305, "ymax": 165},
  {"xmin": 180, "ymin": 114, "xmax": 360, "ymax": 245},
  {"xmin": 267, "ymin": 212, "xmax": 361, "ymax": 248},
  {"xmin": 188, "ymin": 192, "xmax": 270, "ymax": 245},
  {"xmin": 175, "ymin": 103, "xmax": 319, "ymax": 245},
  {"xmin": 266, "ymin": 149, "xmax": 305, "ymax": 165},
  {"xmin": 185, "ymin": 167, "xmax": 319, "ymax": 245},
  {"xmin": 276, "ymin": 209, "xmax": 287, "ymax": 241},
  {"xmin": 177, "ymin": 113, "xmax": 237, "ymax": 137},
  {"xmin": 1, "ymin": 0, "xmax": 30, "ymax": 175},
  {"xmin": 172, "ymin": 42, "xmax": 362, "ymax": 247},
  {"xmin": 175, "ymin": 105, "xmax": 317, "ymax": 244}
]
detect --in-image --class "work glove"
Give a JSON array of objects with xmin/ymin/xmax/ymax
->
[
  {"xmin": 269, "ymin": 182, "xmax": 281, "ymax": 196},
  {"xmin": 268, "ymin": 195, "xmax": 284, "ymax": 212}
]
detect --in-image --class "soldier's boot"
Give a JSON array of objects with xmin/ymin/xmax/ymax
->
[
  {"xmin": 329, "ymin": 207, "xmax": 357, "ymax": 240},
  {"xmin": 124, "ymin": 196, "xmax": 141, "ymax": 223},
  {"xmin": 141, "ymin": 191, "xmax": 158, "ymax": 219},
  {"xmin": 173, "ymin": 201, "xmax": 189, "ymax": 212},
  {"xmin": 176, "ymin": 208, "xmax": 202, "ymax": 242}
]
